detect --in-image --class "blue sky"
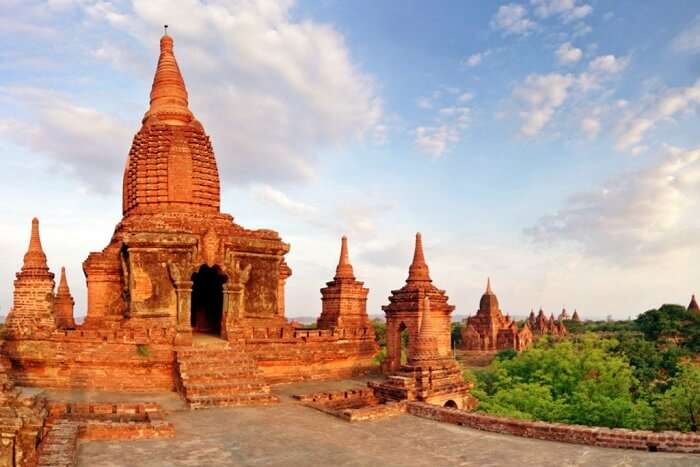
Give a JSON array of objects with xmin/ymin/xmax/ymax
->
[{"xmin": 2, "ymin": 0, "xmax": 700, "ymax": 320}]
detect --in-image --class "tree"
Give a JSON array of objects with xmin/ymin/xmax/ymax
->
[
  {"xmin": 655, "ymin": 363, "xmax": 700, "ymax": 432},
  {"xmin": 472, "ymin": 334, "xmax": 655, "ymax": 429},
  {"xmin": 635, "ymin": 304, "xmax": 695, "ymax": 341},
  {"xmin": 451, "ymin": 322, "xmax": 463, "ymax": 348}
]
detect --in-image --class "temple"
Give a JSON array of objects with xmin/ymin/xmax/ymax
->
[
  {"xmin": 460, "ymin": 279, "xmax": 533, "ymax": 352},
  {"xmin": 459, "ymin": 284, "xmax": 567, "ymax": 353},
  {"xmin": 317, "ymin": 236, "xmax": 373, "ymax": 332},
  {"xmin": 371, "ymin": 233, "xmax": 475, "ymax": 409},
  {"xmin": 2, "ymin": 34, "xmax": 377, "ymax": 403},
  {"xmin": 688, "ymin": 294, "xmax": 699, "ymax": 313},
  {"xmin": 527, "ymin": 308, "xmax": 568, "ymax": 337}
]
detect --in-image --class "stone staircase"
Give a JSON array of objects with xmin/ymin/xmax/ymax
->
[{"xmin": 176, "ymin": 341, "xmax": 279, "ymax": 409}]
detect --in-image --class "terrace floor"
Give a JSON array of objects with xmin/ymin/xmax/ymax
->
[{"xmin": 69, "ymin": 378, "xmax": 699, "ymax": 467}]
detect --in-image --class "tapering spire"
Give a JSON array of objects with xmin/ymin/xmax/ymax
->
[
  {"xmin": 485, "ymin": 277, "xmax": 493, "ymax": 294},
  {"xmin": 57, "ymin": 267, "xmax": 70, "ymax": 295},
  {"xmin": 407, "ymin": 232, "xmax": 431, "ymax": 282},
  {"xmin": 334, "ymin": 235, "xmax": 355, "ymax": 280},
  {"xmin": 145, "ymin": 32, "xmax": 192, "ymax": 124},
  {"xmin": 54, "ymin": 266, "xmax": 76, "ymax": 329},
  {"xmin": 689, "ymin": 294, "xmax": 700, "ymax": 313},
  {"xmin": 411, "ymin": 296, "xmax": 439, "ymax": 362},
  {"xmin": 21, "ymin": 218, "xmax": 51, "ymax": 276}
]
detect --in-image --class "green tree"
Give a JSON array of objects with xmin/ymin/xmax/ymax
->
[
  {"xmin": 472, "ymin": 335, "xmax": 654, "ymax": 429},
  {"xmin": 635, "ymin": 304, "xmax": 694, "ymax": 341},
  {"xmin": 655, "ymin": 363, "xmax": 700, "ymax": 432},
  {"xmin": 451, "ymin": 322, "xmax": 463, "ymax": 348},
  {"xmin": 372, "ymin": 319, "xmax": 386, "ymax": 347}
]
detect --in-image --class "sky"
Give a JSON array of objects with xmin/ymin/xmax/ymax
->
[{"xmin": 1, "ymin": 0, "xmax": 700, "ymax": 321}]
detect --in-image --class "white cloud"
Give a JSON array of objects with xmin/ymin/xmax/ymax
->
[
  {"xmin": 616, "ymin": 79, "xmax": 700, "ymax": 151},
  {"xmin": 3, "ymin": 0, "xmax": 383, "ymax": 190},
  {"xmin": 556, "ymin": 42, "xmax": 582, "ymax": 64},
  {"xmin": 589, "ymin": 54, "xmax": 627, "ymax": 74},
  {"xmin": 513, "ymin": 53, "xmax": 628, "ymax": 137},
  {"xmin": 514, "ymin": 73, "xmax": 575, "ymax": 136},
  {"xmin": 458, "ymin": 92, "xmax": 474, "ymax": 102},
  {"xmin": 526, "ymin": 145, "xmax": 700, "ymax": 262},
  {"xmin": 580, "ymin": 116, "xmax": 600, "ymax": 138},
  {"xmin": 415, "ymin": 126, "xmax": 459, "ymax": 158},
  {"xmin": 416, "ymin": 97, "xmax": 432, "ymax": 109},
  {"xmin": 531, "ymin": 0, "xmax": 592, "ymax": 23},
  {"xmin": 251, "ymin": 184, "xmax": 317, "ymax": 216},
  {"xmin": 491, "ymin": 4, "xmax": 535, "ymax": 35},
  {"xmin": 0, "ymin": 87, "xmax": 131, "ymax": 192},
  {"xmin": 672, "ymin": 15, "xmax": 700, "ymax": 53},
  {"xmin": 466, "ymin": 53, "xmax": 483, "ymax": 67}
]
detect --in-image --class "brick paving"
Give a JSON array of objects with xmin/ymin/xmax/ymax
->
[{"xmin": 76, "ymin": 380, "xmax": 700, "ymax": 467}]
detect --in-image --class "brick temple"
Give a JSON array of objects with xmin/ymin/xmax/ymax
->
[
  {"xmin": 460, "ymin": 281, "xmax": 567, "ymax": 352},
  {"xmin": 371, "ymin": 233, "xmax": 475, "ymax": 409},
  {"xmin": 2, "ymin": 33, "xmax": 378, "ymax": 403}
]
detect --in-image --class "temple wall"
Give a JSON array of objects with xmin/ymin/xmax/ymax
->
[
  {"xmin": 3, "ymin": 334, "xmax": 176, "ymax": 392},
  {"xmin": 245, "ymin": 328, "xmax": 379, "ymax": 383},
  {"xmin": 407, "ymin": 402, "xmax": 700, "ymax": 453},
  {"xmin": 3, "ymin": 327, "xmax": 378, "ymax": 390}
]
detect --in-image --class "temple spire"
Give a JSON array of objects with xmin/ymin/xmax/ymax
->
[
  {"xmin": 57, "ymin": 267, "xmax": 70, "ymax": 295},
  {"xmin": 689, "ymin": 294, "xmax": 700, "ymax": 313},
  {"xmin": 21, "ymin": 218, "xmax": 50, "ymax": 275},
  {"xmin": 411, "ymin": 296, "xmax": 438, "ymax": 362},
  {"xmin": 334, "ymin": 235, "xmax": 355, "ymax": 280},
  {"xmin": 54, "ymin": 266, "xmax": 76, "ymax": 329},
  {"xmin": 485, "ymin": 277, "xmax": 492, "ymax": 294},
  {"xmin": 145, "ymin": 31, "xmax": 192, "ymax": 124},
  {"xmin": 407, "ymin": 232, "xmax": 431, "ymax": 282}
]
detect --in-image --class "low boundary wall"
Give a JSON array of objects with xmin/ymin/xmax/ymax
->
[{"xmin": 407, "ymin": 402, "xmax": 700, "ymax": 453}]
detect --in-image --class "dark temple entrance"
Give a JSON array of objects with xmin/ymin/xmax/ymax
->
[{"xmin": 190, "ymin": 265, "xmax": 226, "ymax": 335}]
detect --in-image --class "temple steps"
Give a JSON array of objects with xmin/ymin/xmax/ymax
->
[
  {"xmin": 176, "ymin": 344, "xmax": 279, "ymax": 409},
  {"xmin": 185, "ymin": 393, "xmax": 279, "ymax": 409}
]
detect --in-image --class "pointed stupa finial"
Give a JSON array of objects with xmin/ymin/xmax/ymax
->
[
  {"xmin": 407, "ymin": 232, "xmax": 431, "ymax": 282},
  {"xmin": 57, "ymin": 267, "xmax": 70, "ymax": 294},
  {"xmin": 334, "ymin": 235, "xmax": 355, "ymax": 280},
  {"xmin": 145, "ymin": 29, "xmax": 192, "ymax": 124},
  {"xmin": 689, "ymin": 294, "xmax": 700, "ymax": 313},
  {"xmin": 486, "ymin": 277, "xmax": 492, "ymax": 294},
  {"xmin": 54, "ymin": 266, "xmax": 75, "ymax": 328},
  {"xmin": 411, "ymin": 295, "xmax": 439, "ymax": 362},
  {"xmin": 21, "ymin": 218, "xmax": 50, "ymax": 275}
]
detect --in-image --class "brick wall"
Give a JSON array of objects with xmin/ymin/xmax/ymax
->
[{"xmin": 407, "ymin": 402, "xmax": 700, "ymax": 453}]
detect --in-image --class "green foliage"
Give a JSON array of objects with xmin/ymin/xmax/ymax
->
[
  {"xmin": 655, "ymin": 363, "xmax": 700, "ymax": 432},
  {"xmin": 451, "ymin": 322, "xmax": 463, "ymax": 348},
  {"xmin": 472, "ymin": 335, "xmax": 654, "ymax": 429},
  {"xmin": 635, "ymin": 304, "xmax": 698, "ymax": 341},
  {"xmin": 372, "ymin": 320, "xmax": 386, "ymax": 347},
  {"xmin": 564, "ymin": 319, "xmax": 637, "ymax": 335},
  {"xmin": 613, "ymin": 333, "xmax": 685, "ymax": 396},
  {"xmin": 373, "ymin": 346, "xmax": 387, "ymax": 366},
  {"xmin": 495, "ymin": 348, "xmax": 517, "ymax": 362},
  {"xmin": 136, "ymin": 344, "xmax": 150, "ymax": 358}
]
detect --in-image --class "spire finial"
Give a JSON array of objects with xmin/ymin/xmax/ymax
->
[
  {"xmin": 486, "ymin": 277, "xmax": 492, "ymax": 294},
  {"xmin": 21, "ymin": 217, "xmax": 50, "ymax": 275},
  {"xmin": 164, "ymin": 24, "xmax": 168, "ymax": 36},
  {"xmin": 146, "ymin": 30, "xmax": 192, "ymax": 124},
  {"xmin": 407, "ymin": 232, "xmax": 431, "ymax": 282},
  {"xmin": 334, "ymin": 235, "xmax": 355, "ymax": 280},
  {"xmin": 58, "ymin": 267, "xmax": 70, "ymax": 293}
]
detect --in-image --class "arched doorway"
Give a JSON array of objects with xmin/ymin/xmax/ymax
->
[
  {"xmin": 190, "ymin": 265, "xmax": 226, "ymax": 335},
  {"xmin": 444, "ymin": 400, "xmax": 458, "ymax": 409}
]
